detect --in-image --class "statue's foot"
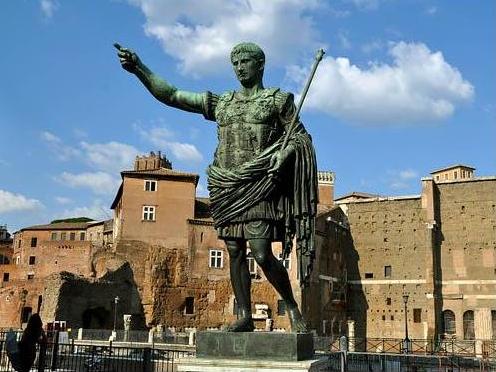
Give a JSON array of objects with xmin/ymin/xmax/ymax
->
[
  {"xmin": 288, "ymin": 306, "xmax": 308, "ymax": 333},
  {"xmin": 223, "ymin": 317, "xmax": 255, "ymax": 332}
]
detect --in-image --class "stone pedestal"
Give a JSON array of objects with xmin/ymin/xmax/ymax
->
[
  {"xmin": 176, "ymin": 331, "xmax": 322, "ymax": 371},
  {"xmin": 176, "ymin": 356, "xmax": 330, "ymax": 372},
  {"xmin": 196, "ymin": 331, "xmax": 314, "ymax": 361}
]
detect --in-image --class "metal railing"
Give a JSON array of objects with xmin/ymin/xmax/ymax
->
[
  {"xmin": 326, "ymin": 351, "xmax": 495, "ymax": 372},
  {"xmin": 0, "ymin": 337, "xmax": 194, "ymax": 371},
  {"xmin": 316, "ymin": 336, "xmax": 496, "ymax": 358}
]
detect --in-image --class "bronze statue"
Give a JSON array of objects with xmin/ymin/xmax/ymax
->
[{"xmin": 115, "ymin": 42, "xmax": 318, "ymax": 332}]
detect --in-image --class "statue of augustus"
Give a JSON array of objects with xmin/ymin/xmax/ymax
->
[{"xmin": 116, "ymin": 42, "xmax": 317, "ymax": 332}]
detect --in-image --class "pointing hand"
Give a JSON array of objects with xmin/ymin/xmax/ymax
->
[{"xmin": 114, "ymin": 43, "xmax": 140, "ymax": 74}]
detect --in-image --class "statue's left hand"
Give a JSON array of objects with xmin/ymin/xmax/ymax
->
[{"xmin": 268, "ymin": 147, "xmax": 294, "ymax": 181}]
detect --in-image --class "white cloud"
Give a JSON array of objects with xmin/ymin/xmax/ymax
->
[
  {"xmin": 134, "ymin": 123, "xmax": 203, "ymax": 162},
  {"xmin": 80, "ymin": 141, "xmax": 138, "ymax": 173},
  {"xmin": 127, "ymin": 0, "xmax": 323, "ymax": 76},
  {"xmin": 0, "ymin": 190, "xmax": 43, "ymax": 214},
  {"xmin": 345, "ymin": 0, "xmax": 380, "ymax": 10},
  {"xmin": 40, "ymin": 0, "xmax": 59, "ymax": 19},
  {"xmin": 338, "ymin": 30, "xmax": 352, "ymax": 50},
  {"xmin": 291, "ymin": 41, "xmax": 474, "ymax": 124},
  {"xmin": 55, "ymin": 172, "xmax": 121, "ymax": 195},
  {"xmin": 426, "ymin": 6, "xmax": 437, "ymax": 15},
  {"xmin": 361, "ymin": 40, "xmax": 384, "ymax": 54},
  {"xmin": 389, "ymin": 169, "xmax": 418, "ymax": 190},
  {"xmin": 54, "ymin": 196, "xmax": 72, "ymax": 205},
  {"xmin": 40, "ymin": 131, "xmax": 81, "ymax": 160}
]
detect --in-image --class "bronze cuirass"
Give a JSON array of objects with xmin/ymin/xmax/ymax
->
[{"xmin": 214, "ymin": 89, "xmax": 282, "ymax": 169}]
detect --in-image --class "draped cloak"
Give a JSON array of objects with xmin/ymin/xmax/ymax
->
[{"xmin": 203, "ymin": 89, "xmax": 318, "ymax": 286}]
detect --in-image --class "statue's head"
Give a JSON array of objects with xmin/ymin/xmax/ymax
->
[{"xmin": 230, "ymin": 42, "xmax": 265, "ymax": 85}]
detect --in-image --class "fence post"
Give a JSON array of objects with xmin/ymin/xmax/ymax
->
[
  {"xmin": 142, "ymin": 347, "xmax": 152, "ymax": 372},
  {"xmin": 50, "ymin": 330, "xmax": 60, "ymax": 371},
  {"xmin": 339, "ymin": 335, "xmax": 348, "ymax": 372},
  {"xmin": 37, "ymin": 340, "xmax": 47, "ymax": 372}
]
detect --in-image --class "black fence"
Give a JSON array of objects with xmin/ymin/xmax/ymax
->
[
  {"xmin": 80, "ymin": 329, "xmax": 190, "ymax": 345},
  {"xmin": 0, "ymin": 339, "xmax": 194, "ymax": 371},
  {"xmin": 315, "ymin": 336, "xmax": 496, "ymax": 358},
  {"xmin": 326, "ymin": 352, "xmax": 496, "ymax": 372}
]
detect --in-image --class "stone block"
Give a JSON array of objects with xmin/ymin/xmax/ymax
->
[
  {"xmin": 176, "ymin": 356, "xmax": 330, "ymax": 372},
  {"xmin": 196, "ymin": 331, "xmax": 314, "ymax": 361}
]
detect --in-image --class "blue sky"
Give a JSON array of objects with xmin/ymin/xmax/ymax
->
[{"xmin": 0, "ymin": 0, "xmax": 495, "ymax": 232}]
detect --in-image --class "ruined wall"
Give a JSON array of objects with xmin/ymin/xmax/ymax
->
[
  {"xmin": 345, "ymin": 197, "xmax": 433, "ymax": 339},
  {"xmin": 435, "ymin": 178, "xmax": 496, "ymax": 339},
  {"xmin": 41, "ymin": 265, "xmax": 145, "ymax": 329}
]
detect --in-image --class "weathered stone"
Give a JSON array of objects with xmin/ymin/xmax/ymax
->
[{"xmin": 196, "ymin": 331, "xmax": 314, "ymax": 361}]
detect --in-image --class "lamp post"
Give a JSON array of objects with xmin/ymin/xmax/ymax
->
[
  {"xmin": 113, "ymin": 296, "xmax": 119, "ymax": 332},
  {"xmin": 402, "ymin": 293, "xmax": 410, "ymax": 353}
]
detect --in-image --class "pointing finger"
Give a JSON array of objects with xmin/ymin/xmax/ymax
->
[{"xmin": 113, "ymin": 43, "xmax": 122, "ymax": 51}]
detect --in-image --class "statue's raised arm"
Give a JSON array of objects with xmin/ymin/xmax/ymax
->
[{"xmin": 114, "ymin": 43, "xmax": 209, "ymax": 117}]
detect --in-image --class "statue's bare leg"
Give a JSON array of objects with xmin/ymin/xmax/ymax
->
[
  {"xmin": 249, "ymin": 239, "xmax": 307, "ymax": 332},
  {"xmin": 224, "ymin": 239, "xmax": 254, "ymax": 332}
]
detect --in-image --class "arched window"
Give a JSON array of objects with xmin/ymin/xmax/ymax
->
[
  {"xmin": 463, "ymin": 311, "xmax": 475, "ymax": 339},
  {"xmin": 442, "ymin": 310, "xmax": 456, "ymax": 335},
  {"xmin": 492, "ymin": 311, "xmax": 496, "ymax": 340}
]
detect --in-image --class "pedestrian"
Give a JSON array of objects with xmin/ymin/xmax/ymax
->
[{"xmin": 17, "ymin": 313, "xmax": 47, "ymax": 372}]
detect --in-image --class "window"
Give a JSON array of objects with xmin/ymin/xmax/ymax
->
[
  {"xmin": 29, "ymin": 256, "xmax": 36, "ymax": 265},
  {"xmin": 15, "ymin": 256, "xmax": 20, "ymax": 265},
  {"xmin": 142, "ymin": 206, "xmax": 156, "ymax": 221},
  {"xmin": 27, "ymin": 274, "xmax": 34, "ymax": 280},
  {"xmin": 384, "ymin": 265, "xmax": 392, "ymax": 278},
  {"xmin": 144, "ymin": 180, "xmax": 157, "ymax": 192},
  {"xmin": 463, "ymin": 310, "xmax": 475, "ymax": 340},
  {"xmin": 386, "ymin": 298, "xmax": 392, "ymax": 305},
  {"xmin": 492, "ymin": 310, "xmax": 496, "ymax": 340},
  {"xmin": 0, "ymin": 254, "xmax": 9, "ymax": 264},
  {"xmin": 278, "ymin": 253, "xmax": 290, "ymax": 270},
  {"xmin": 382, "ymin": 315, "xmax": 386, "ymax": 321},
  {"xmin": 442, "ymin": 310, "xmax": 456, "ymax": 335},
  {"xmin": 365, "ymin": 273, "xmax": 374, "ymax": 279},
  {"xmin": 209, "ymin": 250, "xmax": 223, "ymax": 268},
  {"xmin": 246, "ymin": 252, "xmax": 257, "ymax": 275},
  {"xmin": 80, "ymin": 232, "xmax": 86, "ymax": 241},
  {"xmin": 3, "ymin": 273, "xmax": 9, "ymax": 282},
  {"xmin": 414, "ymin": 308, "xmax": 422, "ymax": 323},
  {"xmin": 454, "ymin": 171, "xmax": 457, "ymax": 179},
  {"xmin": 61, "ymin": 232, "xmax": 67, "ymax": 241},
  {"xmin": 70, "ymin": 232, "xmax": 76, "ymax": 241},
  {"xmin": 436, "ymin": 175, "xmax": 439, "ymax": 181},
  {"xmin": 390, "ymin": 315, "xmax": 394, "ymax": 321},
  {"xmin": 21, "ymin": 307, "xmax": 32, "ymax": 323},
  {"xmin": 184, "ymin": 297, "xmax": 194, "ymax": 315},
  {"xmin": 30, "ymin": 237, "xmax": 37, "ymax": 247},
  {"xmin": 277, "ymin": 300, "xmax": 286, "ymax": 316},
  {"xmin": 51, "ymin": 232, "xmax": 57, "ymax": 241}
]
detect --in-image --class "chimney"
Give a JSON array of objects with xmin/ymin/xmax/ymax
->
[{"xmin": 318, "ymin": 171, "xmax": 335, "ymax": 207}]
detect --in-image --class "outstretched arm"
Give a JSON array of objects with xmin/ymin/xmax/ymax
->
[{"xmin": 114, "ymin": 43, "xmax": 206, "ymax": 115}]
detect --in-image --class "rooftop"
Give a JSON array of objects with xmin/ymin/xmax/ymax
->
[{"xmin": 430, "ymin": 164, "xmax": 475, "ymax": 174}]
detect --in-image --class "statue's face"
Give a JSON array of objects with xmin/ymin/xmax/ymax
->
[{"xmin": 232, "ymin": 53, "xmax": 262, "ymax": 85}]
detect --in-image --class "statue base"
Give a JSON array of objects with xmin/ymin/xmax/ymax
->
[
  {"xmin": 176, "ymin": 356, "xmax": 330, "ymax": 372},
  {"xmin": 195, "ymin": 331, "xmax": 314, "ymax": 361}
]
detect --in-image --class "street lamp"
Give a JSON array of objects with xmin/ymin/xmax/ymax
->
[
  {"xmin": 113, "ymin": 296, "xmax": 119, "ymax": 332},
  {"xmin": 402, "ymin": 293, "xmax": 410, "ymax": 353}
]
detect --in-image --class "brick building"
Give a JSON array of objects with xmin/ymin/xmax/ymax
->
[
  {"xmin": 0, "ymin": 221, "xmax": 114, "ymax": 328},
  {"xmin": 336, "ymin": 165, "xmax": 496, "ymax": 341}
]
